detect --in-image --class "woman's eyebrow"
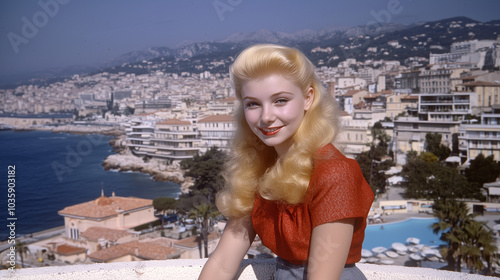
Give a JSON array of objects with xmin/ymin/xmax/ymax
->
[
  {"xmin": 271, "ymin": 91, "xmax": 294, "ymax": 97},
  {"xmin": 242, "ymin": 91, "xmax": 294, "ymax": 100}
]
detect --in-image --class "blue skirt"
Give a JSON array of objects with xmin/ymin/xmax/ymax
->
[{"xmin": 274, "ymin": 257, "xmax": 367, "ymax": 280}]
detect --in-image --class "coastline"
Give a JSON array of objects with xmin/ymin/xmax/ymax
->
[{"xmin": 2, "ymin": 122, "xmax": 193, "ymax": 194}]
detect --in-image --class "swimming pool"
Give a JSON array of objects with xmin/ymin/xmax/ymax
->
[{"xmin": 362, "ymin": 218, "xmax": 446, "ymax": 250}]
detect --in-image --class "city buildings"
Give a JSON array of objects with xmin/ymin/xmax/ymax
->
[{"xmin": 1, "ymin": 37, "xmax": 500, "ymax": 169}]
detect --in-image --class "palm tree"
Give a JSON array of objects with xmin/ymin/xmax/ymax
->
[
  {"xmin": 16, "ymin": 241, "xmax": 30, "ymax": 268},
  {"xmin": 432, "ymin": 199, "xmax": 498, "ymax": 274},
  {"xmin": 431, "ymin": 199, "xmax": 472, "ymax": 271},
  {"xmin": 189, "ymin": 203, "xmax": 220, "ymax": 258},
  {"xmin": 447, "ymin": 219, "xmax": 498, "ymax": 274}
]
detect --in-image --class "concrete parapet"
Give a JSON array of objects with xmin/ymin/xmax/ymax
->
[{"xmin": 1, "ymin": 258, "xmax": 497, "ymax": 280}]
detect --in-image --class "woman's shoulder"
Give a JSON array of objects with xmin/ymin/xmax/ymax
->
[{"xmin": 313, "ymin": 144, "xmax": 361, "ymax": 172}]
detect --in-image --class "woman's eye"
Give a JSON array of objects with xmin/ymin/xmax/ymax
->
[
  {"xmin": 245, "ymin": 102, "xmax": 259, "ymax": 108},
  {"xmin": 275, "ymin": 99, "xmax": 288, "ymax": 105}
]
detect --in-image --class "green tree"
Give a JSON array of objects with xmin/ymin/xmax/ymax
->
[
  {"xmin": 16, "ymin": 241, "xmax": 30, "ymax": 268},
  {"xmin": 124, "ymin": 106, "xmax": 135, "ymax": 116},
  {"xmin": 432, "ymin": 199, "xmax": 497, "ymax": 274},
  {"xmin": 419, "ymin": 152, "xmax": 438, "ymax": 163},
  {"xmin": 356, "ymin": 121, "xmax": 392, "ymax": 195},
  {"xmin": 401, "ymin": 153, "xmax": 479, "ymax": 200},
  {"xmin": 425, "ymin": 132, "xmax": 451, "ymax": 161},
  {"xmin": 431, "ymin": 199, "xmax": 472, "ymax": 271},
  {"xmin": 465, "ymin": 154, "xmax": 500, "ymax": 189},
  {"xmin": 450, "ymin": 220, "xmax": 498, "ymax": 274},
  {"xmin": 181, "ymin": 146, "xmax": 227, "ymax": 204},
  {"xmin": 188, "ymin": 203, "xmax": 220, "ymax": 258},
  {"xmin": 176, "ymin": 193, "xmax": 209, "ymax": 215},
  {"xmin": 111, "ymin": 103, "xmax": 121, "ymax": 116},
  {"xmin": 153, "ymin": 197, "xmax": 177, "ymax": 215}
]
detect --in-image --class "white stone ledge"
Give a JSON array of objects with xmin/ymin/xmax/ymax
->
[{"xmin": 1, "ymin": 258, "xmax": 497, "ymax": 280}]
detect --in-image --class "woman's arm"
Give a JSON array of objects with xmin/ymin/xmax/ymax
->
[
  {"xmin": 307, "ymin": 218, "xmax": 355, "ymax": 280},
  {"xmin": 199, "ymin": 216, "xmax": 256, "ymax": 280}
]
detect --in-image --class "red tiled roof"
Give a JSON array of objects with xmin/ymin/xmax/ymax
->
[
  {"xmin": 345, "ymin": 90, "xmax": 362, "ymax": 97},
  {"xmin": 174, "ymin": 232, "xmax": 220, "ymax": 249},
  {"xmin": 401, "ymin": 95, "xmax": 418, "ymax": 101},
  {"xmin": 58, "ymin": 195, "xmax": 153, "ymax": 219},
  {"xmin": 364, "ymin": 94, "xmax": 379, "ymax": 99},
  {"xmin": 218, "ymin": 96, "xmax": 237, "ymax": 102},
  {"xmin": 81, "ymin": 227, "xmax": 132, "ymax": 242},
  {"xmin": 53, "ymin": 244, "xmax": 86, "ymax": 256},
  {"xmin": 88, "ymin": 238, "xmax": 181, "ymax": 262},
  {"xmin": 198, "ymin": 115, "xmax": 235, "ymax": 123},
  {"xmin": 156, "ymin": 119, "xmax": 191, "ymax": 125},
  {"xmin": 378, "ymin": 90, "xmax": 393, "ymax": 95}
]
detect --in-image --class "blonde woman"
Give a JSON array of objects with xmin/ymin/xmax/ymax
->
[{"xmin": 199, "ymin": 44, "xmax": 374, "ymax": 280}]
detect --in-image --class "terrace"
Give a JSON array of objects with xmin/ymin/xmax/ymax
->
[{"xmin": 2, "ymin": 258, "xmax": 496, "ymax": 280}]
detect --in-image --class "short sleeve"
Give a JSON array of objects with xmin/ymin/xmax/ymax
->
[{"xmin": 308, "ymin": 156, "xmax": 373, "ymax": 229}]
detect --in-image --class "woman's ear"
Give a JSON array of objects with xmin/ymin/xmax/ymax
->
[{"xmin": 304, "ymin": 87, "xmax": 314, "ymax": 111}]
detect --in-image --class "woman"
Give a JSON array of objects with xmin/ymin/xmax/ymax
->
[{"xmin": 199, "ymin": 44, "xmax": 374, "ymax": 279}]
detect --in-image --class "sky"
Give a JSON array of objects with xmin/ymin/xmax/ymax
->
[{"xmin": 1, "ymin": 0, "xmax": 499, "ymax": 82}]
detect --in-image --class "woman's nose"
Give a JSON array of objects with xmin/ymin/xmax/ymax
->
[{"xmin": 261, "ymin": 105, "xmax": 275, "ymax": 123}]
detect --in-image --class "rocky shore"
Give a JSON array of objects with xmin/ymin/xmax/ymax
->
[
  {"xmin": 101, "ymin": 152, "xmax": 193, "ymax": 194},
  {"xmin": 102, "ymin": 137, "xmax": 193, "ymax": 193}
]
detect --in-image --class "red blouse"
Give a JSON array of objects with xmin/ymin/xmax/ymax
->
[{"xmin": 252, "ymin": 144, "xmax": 374, "ymax": 265}]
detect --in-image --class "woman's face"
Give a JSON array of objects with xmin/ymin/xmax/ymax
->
[{"xmin": 241, "ymin": 74, "xmax": 313, "ymax": 157}]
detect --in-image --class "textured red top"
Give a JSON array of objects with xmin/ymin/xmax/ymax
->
[{"xmin": 252, "ymin": 144, "xmax": 374, "ymax": 265}]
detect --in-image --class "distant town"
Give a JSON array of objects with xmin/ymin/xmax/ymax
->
[{"xmin": 1, "ymin": 20, "xmax": 500, "ymax": 272}]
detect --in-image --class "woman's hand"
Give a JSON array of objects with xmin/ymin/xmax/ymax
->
[
  {"xmin": 307, "ymin": 218, "xmax": 355, "ymax": 280},
  {"xmin": 198, "ymin": 216, "xmax": 256, "ymax": 280}
]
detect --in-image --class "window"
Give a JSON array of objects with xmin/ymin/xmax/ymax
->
[{"xmin": 70, "ymin": 227, "xmax": 79, "ymax": 240}]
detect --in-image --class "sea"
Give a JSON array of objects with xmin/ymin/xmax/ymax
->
[{"xmin": 0, "ymin": 130, "xmax": 181, "ymax": 241}]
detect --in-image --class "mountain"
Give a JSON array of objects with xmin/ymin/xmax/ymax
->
[
  {"xmin": 103, "ymin": 16, "xmax": 499, "ymax": 75},
  {"xmin": 3, "ymin": 16, "xmax": 500, "ymax": 88}
]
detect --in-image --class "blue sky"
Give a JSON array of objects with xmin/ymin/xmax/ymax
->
[{"xmin": 1, "ymin": 0, "xmax": 499, "ymax": 80}]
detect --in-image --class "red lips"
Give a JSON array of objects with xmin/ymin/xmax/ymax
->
[{"xmin": 259, "ymin": 127, "xmax": 283, "ymax": 136}]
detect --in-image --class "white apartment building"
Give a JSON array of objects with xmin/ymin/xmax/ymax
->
[
  {"xmin": 430, "ymin": 37, "xmax": 500, "ymax": 69},
  {"xmin": 154, "ymin": 119, "xmax": 201, "ymax": 161},
  {"xmin": 418, "ymin": 92, "xmax": 477, "ymax": 122},
  {"xmin": 393, "ymin": 117, "xmax": 460, "ymax": 165},
  {"xmin": 337, "ymin": 109, "xmax": 386, "ymax": 159},
  {"xmin": 125, "ymin": 121, "xmax": 156, "ymax": 157},
  {"xmin": 338, "ymin": 90, "xmax": 369, "ymax": 115},
  {"xmin": 458, "ymin": 110, "xmax": 500, "ymax": 165},
  {"xmin": 197, "ymin": 115, "xmax": 236, "ymax": 154},
  {"xmin": 419, "ymin": 68, "xmax": 453, "ymax": 93}
]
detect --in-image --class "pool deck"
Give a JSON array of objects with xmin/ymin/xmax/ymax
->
[{"xmin": 369, "ymin": 187, "xmax": 500, "ymax": 273}]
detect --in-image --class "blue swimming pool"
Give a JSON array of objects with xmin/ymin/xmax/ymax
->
[{"xmin": 362, "ymin": 218, "xmax": 446, "ymax": 250}]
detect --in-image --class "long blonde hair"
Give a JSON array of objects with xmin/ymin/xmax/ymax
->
[{"xmin": 216, "ymin": 44, "xmax": 341, "ymax": 218}]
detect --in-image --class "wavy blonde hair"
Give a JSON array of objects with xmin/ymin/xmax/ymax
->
[{"xmin": 216, "ymin": 44, "xmax": 341, "ymax": 218}]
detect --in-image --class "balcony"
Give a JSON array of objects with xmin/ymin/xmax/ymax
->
[{"xmin": 2, "ymin": 258, "xmax": 494, "ymax": 280}]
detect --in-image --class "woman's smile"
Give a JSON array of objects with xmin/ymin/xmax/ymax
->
[{"xmin": 259, "ymin": 126, "xmax": 283, "ymax": 136}]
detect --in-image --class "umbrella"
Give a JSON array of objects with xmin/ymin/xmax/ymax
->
[
  {"xmin": 409, "ymin": 253, "xmax": 423, "ymax": 261},
  {"xmin": 387, "ymin": 175, "xmax": 404, "ymax": 185},
  {"xmin": 391, "ymin": 242, "xmax": 408, "ymax": 252},
  {"xmin": 385, "ymin": 251, "xmax": 399, "ymax": 259},
  {"xmin": 406, "ymin": 237, "xmax": 420, "ymax": 245},
  {"xmin": 380, "ymin": 259, "xmax": 395, "ymax": 265},
  {"xmin": 422, "ymin": 249, "xmax": 442, "ymax": 259},
  {"xmin": 372, "ymin": 246, "xmax": 387, "ymax": 254},
  {"xmin": 445, "ymin": 156, "xmax": 461, "ymax": 164},
  {"xmin": 361, "ymin": 249, "xmax": 373, "ymax": 258},
  {"xmin": 366, "ymin": 257, "xmax": 380, "ymax": 263}
]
